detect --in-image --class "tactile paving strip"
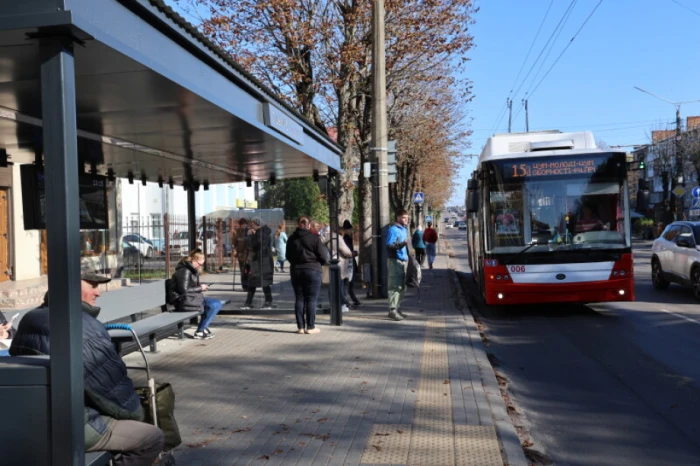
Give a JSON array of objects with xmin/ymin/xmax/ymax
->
[
  {"xmin": 407, "ymin": 317, "xmax": 455, "ymax": 466},
  {"xmin": 359, "ymin": 424, "xmax": 412, "ymax": 464},
  {"xmin": 454, "ymin": 425, "xmax": 502, "ymax": 466}
]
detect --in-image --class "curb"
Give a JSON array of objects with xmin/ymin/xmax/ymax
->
[{"xmin": 447, "ymin": 268, "xmax": 529, "ymax": 466}]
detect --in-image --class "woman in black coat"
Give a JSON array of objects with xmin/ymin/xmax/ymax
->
[{"xmin": 242, "ymin": 217, "xmax": 275, "ymax": 309}]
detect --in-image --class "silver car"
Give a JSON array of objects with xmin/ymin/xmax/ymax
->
[{"xmin": 651, "ymin": 221, "xmax": 700, "ymax": 299}]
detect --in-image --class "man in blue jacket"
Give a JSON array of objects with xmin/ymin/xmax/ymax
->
[
  {"xmin": 10, "ymin": 271, "xmax": 164, "ymax": 466},
  {"xmin": 386, "ymin": 209, "xmax": 410, "ymax": 321}
]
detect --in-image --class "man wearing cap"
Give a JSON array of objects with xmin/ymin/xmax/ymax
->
[{"xmin": 10, "ymin": 270, "xmax": 164, "ymax": 465}]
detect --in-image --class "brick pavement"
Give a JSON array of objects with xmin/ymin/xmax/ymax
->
[{"xmin": 124, "ymin": 248, "xmax": 524, "ymax": 465}]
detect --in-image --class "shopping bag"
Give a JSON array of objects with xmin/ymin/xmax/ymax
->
[
  {"xmin": 406, "ymin": 254, "xmax": 422, "ymax": 288},
  {"xmin": 322, "ymin": 264, "xmax": 330, "ymax": 285},
  {"xmin": 137, "ymin": 382, "xmax": 182, "ymax": 450}
]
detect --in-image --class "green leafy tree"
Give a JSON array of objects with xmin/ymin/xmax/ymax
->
[{"xmin": 261, "ymin": 177, "xmax": 329, "ymax": 224}]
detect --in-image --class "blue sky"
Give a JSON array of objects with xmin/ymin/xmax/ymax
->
[
  {"xmin": 448, "ymin": 0, "xmax": 700, "ymax": 204},
  {"xmin": 165, "ymin": 0, "xmax": 700, "ymax": 206}
]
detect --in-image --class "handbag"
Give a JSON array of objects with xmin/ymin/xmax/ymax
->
[{"xmin": 136, "ymin": 382, "xmax": 182, "ymax": 451}]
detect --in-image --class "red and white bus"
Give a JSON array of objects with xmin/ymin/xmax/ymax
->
[{"xmin": 465, "ymin": 131, "xmax": 634, "ymax": 305}]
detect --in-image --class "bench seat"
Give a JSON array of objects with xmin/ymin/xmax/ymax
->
[{"xmin": 108, "ymin": 310, "xmax": 201, "ymax": 352}]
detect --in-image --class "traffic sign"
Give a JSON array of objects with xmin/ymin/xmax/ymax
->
[
  {"xmin": 672, "ymin": 186, "xmax": 686, "ymax": 197},
  {"xmin": 693, "ymin": 199, "xmax": 700, "ymax": 209},
  {"xmin": 690, "ymin": 209, "xmax": 700, "ymax": 217},
  {"xmin": 693, "ymin": 186, "xmax": 700, "ymax": 199},
  {"xmin": 425, "ymin": 215, "xmax": 433, "ymax": 223},
  {"xmin": 413, "ymin": 192, "xmax": 425, "ymax": 204}
]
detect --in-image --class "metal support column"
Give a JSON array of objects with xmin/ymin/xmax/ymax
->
[
  {"xmin": 41, "ymin": 36, "xmax": 84, "ymax": 466},
  {"xmin": 187, "ymin": 187, "xmax": 196, "ymax": 252},
  {"xmin": 328, "ymin": 172, "xmax": 342, "ymax": 325}
]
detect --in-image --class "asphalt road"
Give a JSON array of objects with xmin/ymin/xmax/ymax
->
[{"xmin": 445, "ymin": 228, "xmax": 700, "ymax": 466}]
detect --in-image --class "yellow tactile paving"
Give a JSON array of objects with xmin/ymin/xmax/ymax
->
[
  {"xmin": 454, "ymin": 425, "xmax": 502, "ymax": 466},
  {"xmin": 361, "ymin": 317, "xmax": 503, "ymax": 465},
  {"xmin": 408, "ymin": 317, "xmax": 455, "ymax": 466}
]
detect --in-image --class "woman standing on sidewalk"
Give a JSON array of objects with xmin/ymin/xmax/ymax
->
[
  {"xmin": 242, "ymin": 217, "xmax": 275, "ymax": 310},
  {"xmin": 423, "ymin": 221, "xmax": 438, "ymax": 269},
  {"xmin": 342, "ymin": 220, "xmax": 362, "ymax": 308},
  {"xmin": 170, "ymin": 249, "xmax": 222, "ymax": 339},
  {"xmin": 275, "ymin": 221, "xmax": 288, "ymax": 272},
  {"xmin": 286, "ymin": 216, "xmax": 330, "ymax": 334}
]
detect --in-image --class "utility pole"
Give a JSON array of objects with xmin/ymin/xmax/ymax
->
[
  {"xmin": 371, "ymin": 0, "xmax": 389, "ymax": 298},
  {"xmin": 523, "ymin": 99, "xmax": 529, "ymax": 132},
  {"xmin": 634, "ymin": 86, "xmax": 700, "ymax": 218},
  {"xmin": 507, "ymin": 98, "xmax": 513, "ymax": 133}
]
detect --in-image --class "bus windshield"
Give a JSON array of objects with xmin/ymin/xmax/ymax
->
[{"xmin": 484, "ymin": 152, "xmax": 630, "ymax": 254}]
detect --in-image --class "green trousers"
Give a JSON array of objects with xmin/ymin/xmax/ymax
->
[{"xmin": 388, "ymin": 258, "xmax": 408, "ymax": 311}]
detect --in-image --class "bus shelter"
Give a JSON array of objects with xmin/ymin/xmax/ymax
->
[{"xmin": 0, "ymin": 0, "xmax": 342, "ymax": 464}]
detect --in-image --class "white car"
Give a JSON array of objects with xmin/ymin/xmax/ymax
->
[{"xmin": 651, "ymin": 221, "xmax": 700, "ymax": 300}]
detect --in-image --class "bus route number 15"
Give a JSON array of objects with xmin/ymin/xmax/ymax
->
[{"xmin": 509, "ymin": 265, "xmax": 525, "ymax": 273}]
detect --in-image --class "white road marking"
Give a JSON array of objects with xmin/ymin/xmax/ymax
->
[{"xmin": 661, "ymin": 309, "xmax": 700, "ymax": 326}]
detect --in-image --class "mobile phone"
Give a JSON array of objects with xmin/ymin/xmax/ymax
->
[{"xmin": 10, "ymin": 313, "xmax": 19, "ymax": 323}]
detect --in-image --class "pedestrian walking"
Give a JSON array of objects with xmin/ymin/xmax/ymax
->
[
  {"xmin": 386, "ymin": 209, "xmax": 410, "ymax": 321},
  {"xmin": 275, "ymin": 221, "xmax": 288, "ymax": 272},
  {"xmin": 242, "ymin": 217, "xmax": 275, "ymax": 309},
  {"xmin": 342, "ymin": 220, "xmax": 362, "ymax": 308},
  {"xmin": 423, "ymin": 221, "xmax": 438, "ymax": 269},
  {"xmin": 411, "ymin": 221, "xmax": 426, "ymax": 266},
  {"xmin": 170, "ymin": 249, "xmax": 223, "ymax": 339},
  {"xmin": 286, "ymin": 216, "xmax": 330, "ymax": 334}
]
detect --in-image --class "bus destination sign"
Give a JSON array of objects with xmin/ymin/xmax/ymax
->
[{"xmin": 505, "ymin": 156, "xmax": 607, "ymax": 179}]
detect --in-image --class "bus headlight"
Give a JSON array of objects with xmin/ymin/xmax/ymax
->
[
  {"xmin": 497, "ymin": 293, "xmax": 504, "ymax": 299},
  {"xmin": 619, "ymin": 290, "xmax": 625, "ymax": 296}
]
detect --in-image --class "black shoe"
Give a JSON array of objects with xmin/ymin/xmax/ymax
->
[
  {"xmin": 352, "ymin": 301, "xmax": 362, "ymax": 308},
  {"xmin": 397, "ymin": 309, "xmax": 408, "ymax": 318},
  {"xmin": 204, "ymin": 328, "xmax": 215, "ymax": 338},
  {"xmin": 388, "ymin": 310, "xmax": 404, "ymax": 321}
]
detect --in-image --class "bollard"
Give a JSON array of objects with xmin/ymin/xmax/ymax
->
[{"xmin": 329, "ymin": 258, "xmax": 342, "ymax": 325}]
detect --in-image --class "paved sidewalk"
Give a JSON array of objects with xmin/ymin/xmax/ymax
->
[{"xmin": 124, "ymin": 249, "xmax": 526, "ymax": 466}]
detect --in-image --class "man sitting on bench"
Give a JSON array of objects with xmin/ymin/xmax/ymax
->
[{"xmin": 10, "ymin": 269, "xmax": 164, "ymax": 466}]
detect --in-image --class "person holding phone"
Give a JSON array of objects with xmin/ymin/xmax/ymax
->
[
  {"xmin": 170, "ymin": 249, "xmax": 222, "ymax": 340},
  {"xmin": 0, "ymin": 311, "xmax": 16, "ymax": 339}
]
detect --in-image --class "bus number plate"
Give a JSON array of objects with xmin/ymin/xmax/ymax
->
[{"xmin": 509, "ymin": 265, "xmax": 526, "ymax": 273}]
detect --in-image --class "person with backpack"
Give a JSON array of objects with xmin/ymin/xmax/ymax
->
[
  {"xmin": 411, "ymin": 222, "xmax": 426, "ymax": 266},
  {"xmin": 423, "ymin": 221, "xmax": 439, "ymax": 269},
  {"xmin": 169, "ymin": 249, "xmax": 222, "ymax": 339}
]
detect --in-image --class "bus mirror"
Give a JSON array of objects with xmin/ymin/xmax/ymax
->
[
  {"xmin": 467, "ymin": 179, "xmax": 476, "ymax": 190},
  {"xmin": 467, "ymin": 190, "xmax": 478, "ymax": 213}
]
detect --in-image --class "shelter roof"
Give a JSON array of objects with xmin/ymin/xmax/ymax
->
[{"xmin": 0, "ymin": 0, "xmax": 342, "ymax": 185}]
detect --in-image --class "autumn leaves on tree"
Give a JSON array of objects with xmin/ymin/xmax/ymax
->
[{"xmin": 177, "ymin": 0, "xmax": 476, "ymax": 217}]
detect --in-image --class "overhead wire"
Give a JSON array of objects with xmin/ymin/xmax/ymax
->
[
  {"xmin": 670, "ymin": 0, "xmax": 700, "ymax": 17},
  {"xmin": 526, "ymin": 0, "xmax": 605, "ymax": 100}
]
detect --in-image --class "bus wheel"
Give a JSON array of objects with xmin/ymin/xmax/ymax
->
[{"xmin": 651, "ymin": 259, "xmax": 669, "ymax": 290}]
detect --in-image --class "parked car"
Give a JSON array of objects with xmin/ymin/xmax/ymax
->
[
  {"xmin": 651, "ymin": 221, "xmax": 700, "ymax": 300},
  {"xmin": 122, "ymin": 240, "xmax": 143, "ymax": 266},
  {"xmin": 169, "ymin": 228, "xmax": 231, "ymax": 257},
  {"xmin": 457, "ymin": 221, "xmax": 467, "ymax": 231},
  {"xmin": 122, "ymin": 234, "xmax": 155, "ymax": 258}
]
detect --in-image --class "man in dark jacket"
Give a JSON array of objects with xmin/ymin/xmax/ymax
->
[
  {"xmin": 10, "ymin": 271, "xmax": 164, "ymax": 465},
  {"xmin": 286, "ymin": 216, "xmax": 330, "ymax": 334}
]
